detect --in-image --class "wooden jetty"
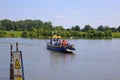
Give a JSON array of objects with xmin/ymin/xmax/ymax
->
[{"xmin": 10, "ymin": 42, "xmax": 25, "ymax": 80}]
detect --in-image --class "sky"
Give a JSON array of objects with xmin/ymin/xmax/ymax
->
[{"xmin": 0, "ymin": 0, "xmax": 120, "ymax": 28}]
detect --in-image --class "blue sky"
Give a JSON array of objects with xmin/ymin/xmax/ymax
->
[{"xmin": 0, "ymin": 0, "xmax": 120, "ymax": 28}]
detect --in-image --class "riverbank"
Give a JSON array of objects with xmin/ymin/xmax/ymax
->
[{"xmin": 0, "ymin": 31, "xmax": 120, "ymax": 39}]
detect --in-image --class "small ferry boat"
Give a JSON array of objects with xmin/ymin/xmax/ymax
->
[{"xmin": 47, "ymin": 35, "xmax": 75, "ymax": 53}]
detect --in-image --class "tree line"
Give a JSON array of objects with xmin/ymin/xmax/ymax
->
[{"xmin": 0, "ymin": 19, "xmax": 120, "ymax": 39}]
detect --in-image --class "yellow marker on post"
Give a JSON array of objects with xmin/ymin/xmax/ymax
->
[
  {"xmin": 16, "ymin": 77, "xmax": 23, "ymax": 80},
  {"xmin": 15, "ymin": 58, "xmax": 21, "ymax": 69}
]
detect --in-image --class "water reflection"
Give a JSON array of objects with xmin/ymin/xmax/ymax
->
[{"xmin": 49, "ymin": 51, "xmax": 75, "ymax": 69}]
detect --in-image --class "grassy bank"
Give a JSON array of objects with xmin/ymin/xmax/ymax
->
[
  {"xmin": 5, "ymin": 31, "xmax": 22, "ymax": 38},
  {"xmin": 0, "ymin": 31, "xmax": 22, "ymax": 38},
  {"xmin": 1, "ymin": 31, "xmax": 120, "ymax": 39},
  {"xmin": 112, "ymin": 32, "xmax": 120, "ymax": 38}
]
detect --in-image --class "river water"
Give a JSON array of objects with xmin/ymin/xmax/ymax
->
[{"xmin": 0, "ymin": 38, "xmax": 120, "ymax": 80}]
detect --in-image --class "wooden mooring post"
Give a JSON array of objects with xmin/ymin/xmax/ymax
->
[{"xmin": 10, "ymin": 42, "xmax": 25, "ymax": 80}]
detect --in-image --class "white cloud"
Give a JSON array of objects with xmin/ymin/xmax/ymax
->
[{"xmin": 56, "ymin": 16, "xmax": 64, "ymax": 19}]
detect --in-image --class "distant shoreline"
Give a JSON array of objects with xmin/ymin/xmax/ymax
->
[{"xmin": 0, "ymin": 31, "xmax": 120, "ymax": 39}]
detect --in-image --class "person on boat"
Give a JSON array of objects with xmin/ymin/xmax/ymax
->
[
  {"xmin": 62, "ymin": 40, "xmax": 68, "ymax": 47},
  {"xmin": 67, "ymin": 40, "xmax": 71, "ymax": 46}
]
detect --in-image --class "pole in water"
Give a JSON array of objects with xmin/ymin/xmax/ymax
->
[
  {"xmin": 10, "ymin": 44, "xmax": 14, "ymax": 80},
  {"xmin": 10, "ymin": 44, "xmax": 13, "ymax": 61},
  {"xmin": 16, "ymin": 42, "xmax": 18, "ymax": 51}
]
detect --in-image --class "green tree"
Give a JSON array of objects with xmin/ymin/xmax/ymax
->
[
  {"xmin": 15, "ymin": 20, "xmax": 27, "ymax": 31},
  {"xmin": 21, "ymin": 31, "xmax": 29, "ymax": 38},
  {"xmin": 111, "ymin": 27, "xmax": 117, "ymax": 32},
  {"xmin": 117, "ymin": 26, "xmax": 120, "ymax": 32},
  {"xmin": 71, "ymin": 26, "xmax": 75, "ymax": 31},
  {"xmin": 62, "ymin": 31, "xmax": 71, "ymax": 38},
  {"xmin": 97, "ymin": 25, "xmax": 104, "ymax": 31},
  {"xmin": 13, "ymin": 21, "xmax": 18, "ymax": 31},
  {"xmin": 44, "ymin": 21, "xmax": 52, "ymax": 29},
  {"xmin": 33, "ymin": 20, "xmax": 44, "ymax": 29},
  {"xmin": 66, "ymin": 28, "xmax": 71, "ymax": 31},
  {"xmin": 82, "ymin": 25, "xmax": 93, "ymax": 32},
  {"xmin": 0, "ymin": 21, "xmax": 2, "ymax": 30},
  {"xmin": 54, "ymin": 26, "xmax": 65, "ymax": 31},
  {"xmin": 97, "ymin": 25, "xmax": 111, "ymax": 31},
  {"xmin": 36, "ymin": 29, "xmax": 44, "ymax": 38},
  {"xmin": 104, "ymin": 30, "xmax": 112, "ymax": 38},
  {"xmin": 74, "ymin": 25, "xmax": 80, "ymax": 31},
  {"xmin": 1, "ymin": 19, "xmax": 14, "ymax": 31},
  {"xmin": 98, "ymin": 31, "xmax": 105, "ymax": 38},
  {"xmin": 29, "ymin": 30, "xmax": 37, "ymax": 38},
  {"xmin": 104, "ymin": 26, "xmax": 111, "ymax": 31},
  {"xmin": 24, "ymin": 20, "xmax": 34, "ymax": 31},
  {"xmin": 42, "ymin": 29, "xmax": 50, "ymax": 37},
  {"xmin": 87, "ymin": 30, "xmax": 94, "ymax": 38}
]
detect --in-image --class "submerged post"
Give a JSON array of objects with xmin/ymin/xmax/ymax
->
[{"xmin": 10, "ymin": 42, "xmax": 25, "ymax": 80}]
